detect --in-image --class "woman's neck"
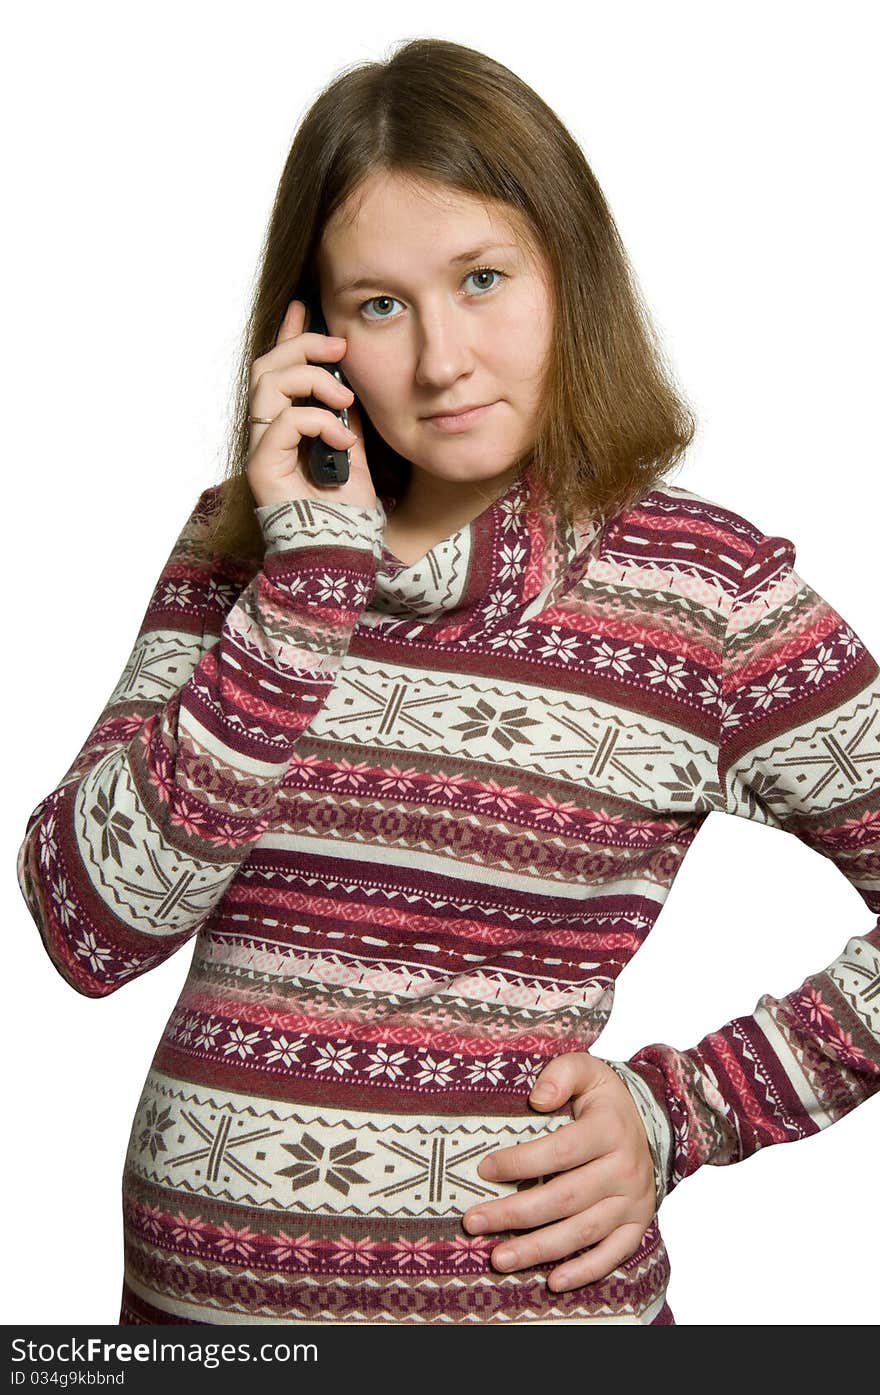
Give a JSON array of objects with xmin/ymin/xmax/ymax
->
[
  {"xmin": 382, "ymin": 463, "xmax": 523, "ymax": 567},
  {"xmin": 388, "ymin": 461, "xmax": 522, "ymax": 534}
]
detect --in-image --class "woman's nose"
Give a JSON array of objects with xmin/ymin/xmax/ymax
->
[{"xmin": 413, "ymin": 310, "xmax": 475, "ymax": 387}]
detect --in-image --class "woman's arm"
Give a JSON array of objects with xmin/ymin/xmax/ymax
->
[
  {"xmin": 612, "ymin": 531, "xmax": 880, "ymax": 1204},
  {"xmin": 16, "ymin": 484, "xmax": 385, "ymax": 997}
]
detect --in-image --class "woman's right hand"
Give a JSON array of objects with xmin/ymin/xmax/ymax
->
[{"xmin": 246, "ymin": 298, "xmax": 378, "ymax": 510}]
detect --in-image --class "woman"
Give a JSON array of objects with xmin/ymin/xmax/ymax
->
[{"xmin": 16, "ymin": 37, "xmax": 880, "ymax": 1326}]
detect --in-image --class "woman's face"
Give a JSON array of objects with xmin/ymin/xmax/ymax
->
[{"xmin": 316, "ymin": 170, "xmax": 555, "ymax": 493}]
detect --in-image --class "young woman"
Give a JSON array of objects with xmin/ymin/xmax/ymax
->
[{"xmin": 17, "ymin": 37, "xmax": 880, "ymax": 1326}]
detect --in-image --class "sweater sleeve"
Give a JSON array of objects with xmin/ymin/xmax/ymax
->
[
  {"xmin": 605, "ymin": 531, "xmax": 880, "ymax": 1208},
  {"xmin": 16, "ymin": 485, "xmax": 386, "ymax": 998}
]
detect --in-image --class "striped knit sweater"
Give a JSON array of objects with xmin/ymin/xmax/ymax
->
[{"xmin": 16, "ymin": 471, "xmax": 880, "ymax": 1325}]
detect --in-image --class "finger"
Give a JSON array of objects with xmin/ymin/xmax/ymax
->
[
  {"xmin": 248, "ymin": 404, "xmax": 356, "ymax": 464},
  {"xmin": 529, "ymin": 1051, "xmax": 602, "ymax": 1111},
  {"xmin": 476, "ymin": 1112, "xmax": 608, "ymax": 1184},
  {"xmin": 248, "ymin": 301, "xmax": 306, "ymax": 453},
  {"xmin": 275, "ymin": 298, "xmax": 306, "ymax": 346},
  {"xmin": 280, "ymin": 405, "xmax": 358, "ymax": 448},
  {"xmin": 489, "ymin": 1196, "xmax": 627, "ymax": 1274},
  {"xmin": 464, "ymin": 1148, "xmax": 626, "ymax": 1238},
  {"xmin": 253, "ymin": 362, "xmax": 354, "ymax": 419},
  {"xmin": 253, "ymin": 326, "xmax": 347, "ymax": 391},
  {"xmin": 463, "ymin": 1155, "xmax": 619, "ymax": 1237},
  {"xmin": 546, "ymin": 1221, "xmax": 648, "ymax": 1293}
]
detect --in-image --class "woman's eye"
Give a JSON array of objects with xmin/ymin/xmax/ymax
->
[
  {"xmin": 358, "ymin": 267, "xmax": 506, "ymax": 321},
  {"xmin": 360, "ymin": 294, "xmax": 401, "ymax": 321},
  {"xmin": 463, "ymin": 267, "xmax": 505, "ymax": 294}
]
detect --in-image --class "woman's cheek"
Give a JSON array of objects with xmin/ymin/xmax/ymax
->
[{"xmin": 346, "ymin": 367, "xmax": 398, "ymax": 422}]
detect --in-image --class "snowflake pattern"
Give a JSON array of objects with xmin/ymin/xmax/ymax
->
[
  {"xmin": 363, "ymin": 1046, "xmax": 410, "ymax": 1080},
  {"xmin": 193, "ymin": 1017, "xmax": 222, "ymax": 1051},
  {"xmin": 137, "ymin": 1102, "xmax": 174, "ymax": 1161},
  {"xmin": 138, "ymin": 1202, "xmax": 164, "ymax": 1240},
  {"xmin": 264, "ymin": 1034, "xmax": 308, "ymax": 1067},
  {"xmin": 175, "ymin": 1013, "xmax": 201, "ymax": 1046},
  {"xmin": 50, "ymin": 874, "xmax": 77, "ymax": 929},
  {"xmin": 464, "ymin": 1054, "xmax": 507, "ymax": 1086},
  {"xmin": 330, "ymin": 1235, "xmax": 378, "ymax": 1268},
  {"xmin": 316, "ymin": 574, "xmax": 347, "ymax": 604},
  {"xmin": 414, "ymin": 1054, "xmax": 457, "ymax": 1087},
  {"xmin": 313, "ymin": 1041, "xmax": 359, "ymax": 1075},
  {"xmin": 390, "ymin": 1235, "xmax": 433, "ymax": 1269},
  {"xmin": 276, "ymin": 1132, "xmax": 372, "ymax": 1196},
  {"xmin": 160, "ymin": 580, "xmax": 196, "ymax": 608},
  {"xmin": 452, "ymin": 698, "xmax": 540, "ymax": 751},
  {"xmin": 646, "ymin": 654, "xmax": 690, "ymax": 693},
  {"xmin": 222, "ymin": 1023, "xmax": 263, "ymax": 1059},
  {"xmin": 497, "ymin": 540, "xmax": 527, "ymax": 581},
  {"xmin": 449, "ymin": 1233, "xmax": 494, "ymax": 1267},
  {"xmin": 531, "ymin": 794, "xmax": 579, "ymax": 828},
  {"xmin": 511, "ymin": 1056, "xmax": 545, "ymax": 1090},
  {"xmin": 588, "ymin": 640, "xmax": 637, "ymax": 676},
  {"xmin": 38, "ymin": 813, "xmax": 59, "ymax": 869},
  {"xmin": 472, "ymin": 781, "xmax": 522, "ymax": 817},
  {"xmin": 482, "ymin": 587, "xmax": 521, "ymax": 624},
  {"xmin": 270, "ymin": 1232, "xmax": 319, "ymax": 1266},
  {"xmin": 799, "ymin": 646, "xmax": 842, "ymax": 684},
  {"xmin": 215, "ymin": 1222, "xmax": 260, "ymax": 1260},
  {"xmin": 169, "ymin": 1210, "xmax": 209, "ymax": 1248},
  {"xmin": 73, "ymin": 928, "xmax": 113, "ymax": 974},
  {"xmin": 486, "ymin": 623, "xmax": 532, "ymax": 653},
  {"xmin": 745, "ymin": 672, "xmax": 795, "ymax": 711}
]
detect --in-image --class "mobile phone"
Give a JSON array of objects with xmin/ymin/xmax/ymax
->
[{"xmin": 304, "ymin": 301, "xmax": 352, "ymax": 486}]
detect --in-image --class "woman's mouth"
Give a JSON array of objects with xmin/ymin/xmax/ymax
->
[{"xmin": 424, "ymin": 401, "xmax": 498, "ymax": 431}]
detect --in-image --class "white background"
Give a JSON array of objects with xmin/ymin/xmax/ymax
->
[{"xmin": 4, "ymin": 0, "xmax": 878, "ymax": 1327}]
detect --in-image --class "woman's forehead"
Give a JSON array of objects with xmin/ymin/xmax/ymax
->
[{"xmin": 318, "ymin": 174, "xmax": 539, "ymax": 276}]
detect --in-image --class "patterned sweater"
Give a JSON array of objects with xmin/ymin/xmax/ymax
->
[{"xmin": 16, "ymin": 471, "xmax": 880, "ymax": 1326}]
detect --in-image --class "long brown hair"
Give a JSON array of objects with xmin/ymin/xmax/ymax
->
[{"xmin": 207, "ymin": 36, "xmax": 696, "ymax": 563}]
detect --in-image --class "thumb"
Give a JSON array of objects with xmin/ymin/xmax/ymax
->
[{"xmin": 529, "ymin": 1051, "xmax": 600, "ymax": 1109}]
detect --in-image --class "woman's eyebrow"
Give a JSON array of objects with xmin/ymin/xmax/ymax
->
[{"xmin": 332, "ymin": 242, "xmax": 522, "ymax": 297}]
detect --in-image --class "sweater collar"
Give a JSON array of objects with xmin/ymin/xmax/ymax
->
[{"xmin": 365, "ymin": 469, "xmax": 601, "ymax": 639}]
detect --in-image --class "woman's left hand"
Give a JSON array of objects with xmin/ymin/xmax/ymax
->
[{"xmin": 461, "ymin": 1052, "xmax": 657, "ymax": 1293}]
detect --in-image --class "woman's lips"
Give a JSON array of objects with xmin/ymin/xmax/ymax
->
[{"xmin": 424, "ymin": 401, "xmax": 497, "ymax": 431}]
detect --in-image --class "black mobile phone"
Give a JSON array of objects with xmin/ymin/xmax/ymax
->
[{"xmin": 304, "ymin": 301, "xmax": 352, "ymax": 486}]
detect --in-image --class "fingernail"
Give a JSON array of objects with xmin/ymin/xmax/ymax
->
[
  {"xmin": 465, "ymin": 1212, "xmax": 488, "ymax": 1233},
  {"xmin": 531, "ymin": 1087, "xmax": 555, "ymax": 1103},
  {"xmin": 494, "ymin": 1247, "xmax": 515, "ymax": 1269}
]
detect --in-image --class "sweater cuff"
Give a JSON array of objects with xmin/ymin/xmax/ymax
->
[
  {"xmin": 254, "ymin": 496, "xmax": 387, "ymax": 565},
  {"xmin": 603, "ymin": 1059, "xmax": 674, "ymax": 1212}
]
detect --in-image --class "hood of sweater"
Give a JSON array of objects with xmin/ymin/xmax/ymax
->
[{"xmin": 363, "ymin": 467, "xmax": 604, "ymax": 643}]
